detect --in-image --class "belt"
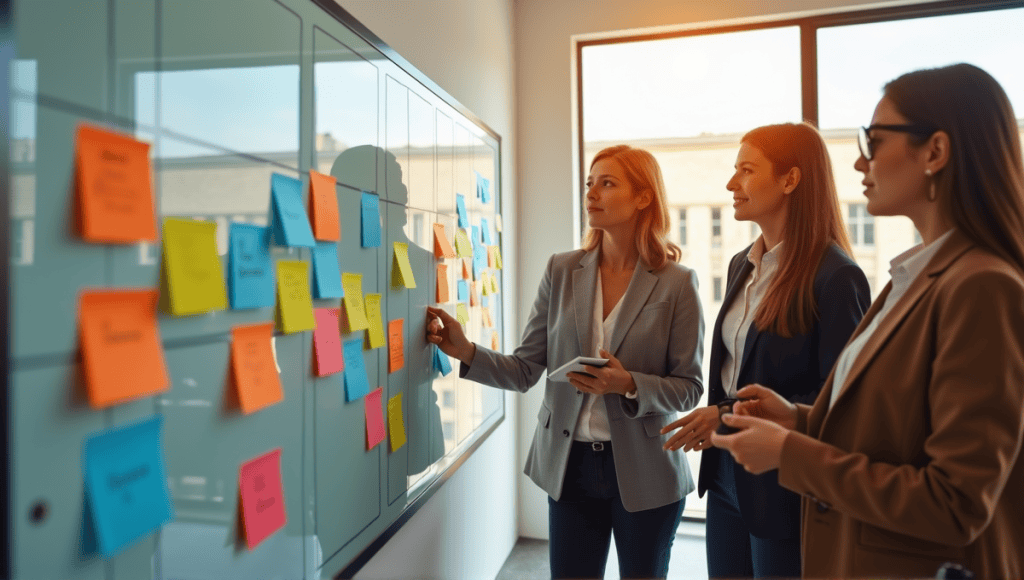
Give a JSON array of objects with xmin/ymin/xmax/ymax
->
[{"xmin": 573, "ymin": 440, "xmax": 611, "ymax": 452}]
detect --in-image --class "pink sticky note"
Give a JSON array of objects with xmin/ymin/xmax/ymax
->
[
  {"xmin": 365, "ymin": 387, "xmax": 387, "ymax": 450},
  {"xmin": 313, "ymin": 308, "xmax": 344, "ymax": 377},
  {"xmin": 239, "ymin": 448, "xmax": 287, "ymax": 550}
]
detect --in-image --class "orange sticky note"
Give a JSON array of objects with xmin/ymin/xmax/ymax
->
[
  {"xmin": 461, "ymin": 259, "xmax": 471, "ymax": 280},
  {"xmin": 388, "ymin": 319, "xmax": 404, "ymax": 373},
  {"xmin": 469, "ymin": 281, "xmax": 479, "ymax": 306},
  {"xmin": 491, "ymin": 331, "xmax": 500, "ymax": 351},
  {"xmin": 238, "ymin": 448, "xmax": 287, "ymax": 550},
  {"xmin": 436, "ymin": 264, "xmax": 450, "ymax": 303},
  {"xmin": 231, "ymin": 323, "xmax": 284, "ymax": 414},
  {"xmin": 487, "ymin": 246, "xmax": 497, "ymax": 269},
  {"xmin": 482, "ymin": 307, "xmax": 493, "ymax": 328},
  {"xmin": 75, "ymin": 124, "xmax": 158, "ymax": 243},
  {"xmin": 433, "ymin": 223, "xmax": 456, "ymax": 259},
  {"xmin": 78, "ymin": 289, "xmax": 169, "ymax": 408},
  {"xmin": 308, "ymin": 170, "xmax": 340, "ymax": 241}
]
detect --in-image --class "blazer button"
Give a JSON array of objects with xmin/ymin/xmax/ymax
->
[
  {"xmin": 816, "ymin": 501, "xmax": 831, "ymax": 514},
  {"xmin": 562, "ymin": 430, "xmax": 570, "ymax": 437}
]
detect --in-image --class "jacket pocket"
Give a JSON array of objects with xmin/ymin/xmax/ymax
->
[
  {"xmin": 537, "ymin": 404, "xmax": 552, "ymax": 429},
  {"xmin": 641, "ymin": 414, "xmax": 671, "ymax": 438}
]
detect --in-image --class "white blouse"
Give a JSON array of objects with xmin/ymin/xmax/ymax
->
[
  {"xmin": 828, "ymin": 229, "xmax": 955, "ymax": 408},
  {"xmin": 720, "ymin": 237, "xmax": 783, "ymax": 398},
  {"xmin": 573, "ymin": 273, "xmax": 623, "ymax": 442}
]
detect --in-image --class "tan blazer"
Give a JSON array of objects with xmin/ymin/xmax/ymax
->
[{"xmin": 777, "ymin": 231, "xmax": 1024, "ymax": 579}]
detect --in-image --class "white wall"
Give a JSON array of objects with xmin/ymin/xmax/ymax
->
[
  {"xmin": 512, "ymin": 0, "xmax": 932, "ymax": 539},
  {"xmin": 336, "ymin": 1, "xmax": 519, "ymax": 579}
]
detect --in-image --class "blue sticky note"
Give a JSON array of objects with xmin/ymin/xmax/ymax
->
[
  {"xmin": 472, "ymin": 225, "xmax": 481, "ymax": 247},
  {"xmin": 457, "ymin": 280, "xmax": 469, "ymax": 302},
  {"xmin": 473, "ymin": 243, "xmax": 488, "ymax": 280},
  {"xmin": 229, "ymin": 223, "xmax": 275, "ymax": 309},
  {"xmin": 343, "ymin": 338, "xmax": 370, "ymax": 401},
  {"xmin": 474, "ymin": 171, "xmax": 483, "ymax": 199},
  {"xmin": 481, "ymin": 219, "xmax": 493, "ymax": 245},
  {"xmin": 481, "ymin": 177, "xmax": 491, "ymax": 204},
  {"xmin": 456, "ymin": 194, "xmax": 469, "ymax": 228},
  {"xmin": 433, "ymin": 346, "xmax": 452, "ymax": 376},
  {"xmin": 481, "ymin": 295, "xmax": 489, "ymax": 308},
  {"xmin": 84, "ymin": 416, "xmax": 173, "ymax": 558},
  {"xmin": 361, "ymin": 192, "xmax": 382, "ymax": 248},
  {"xmin": 270, "ymin": 173, "xmax": 316, "ymax": 248},
  {"xmin": 311, "ymin": 242, "xmax": 344, "ymax": 299}
]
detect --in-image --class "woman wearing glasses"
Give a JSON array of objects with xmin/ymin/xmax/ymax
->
[
  {"xmin": 713, "ymin": 63, "xmax": 1024, "ymax": 578},
  {"xmin": 660, "ymin": 122, "xmax": 870, "ymax": 579}
]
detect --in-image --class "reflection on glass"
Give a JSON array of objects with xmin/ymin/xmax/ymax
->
[
  {"xmin": 386, "ymin": 76, "xmax": 410, "ymax": 201},
  {"xmin": 408, "ymin": 93, "xmax": 435, "ymax": 211},
  {"xmin": 437, "ymin": 111, "xmax": 455, "ymax": 214}
]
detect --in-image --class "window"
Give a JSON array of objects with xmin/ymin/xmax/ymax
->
[
  {"xmin": 847, "ymin": 203, "xmax": 875, "ymax": 247},
  {"xmin": 678, "ymin": 208, "xmax": 687, "ymax": 246},
  {"xmin": 711, "ymin": 207, "xmax": 722, "ymax": 247},
  {"xmin": 442, "ymin": 391, "xmax": 455, "ymax": 408},
  {"xmin": 713, "ymin": 276, "xmax": 723, "ymax": 302}
]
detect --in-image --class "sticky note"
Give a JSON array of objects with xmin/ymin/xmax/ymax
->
[
  {"xmin": 308, "ymin": 169, "xmax": 340, "ymax": 241},
  {"xmin": 364, "ymin": 294, "xmax": 385, "ymax": 349},
  {"xmin": 472, "ymin": 225, "xmax": 481, "ymax": 246},
  {"xmin": 79, "ymin": 289, "xmax": 169, "ymax": 408},
  {"xmin": 365, "ymin": 387, "xmax": 386, "ymax": 450},
  {"xmin": 455, "ymin": 194, "xmax": 469, "ymax": 228},
  {"xmin": 480, "ymin": 278, "xmax": 490, "ymax": 298},
  {"xmin": 493, "ymin": 246, "xmax": 503, "ymax": 270},
  {"xmin": 457, "ymin": 280, "xmax": 469, "ymax": 302},
  {"xmin": 313, "ymin": 309, "xmax": 344, "ymax": 377},
  {"xmin": 436, "ymin": 264, "xmax": 450, "ymax": 303},
  {"xmin": 343, "ymin": 338, "xmax": 370, "ymax": 401},
  {"xmin": 391, "ymin": 242, "xmax": 417, "ymax": 289},
  {"xmin": 75, "ymin": 124, "xmax": 158, "ymax": 243},
  {"xmin": 461, "ymin": 259, "xmax": 472, "ymax": 280},
  {"xmin": 470, "ymin": 281, "xmax": 480, "ymax": 306},
  {"xmin": 361, "ymin": 192, "xmax": 382, "ymax": 248},
  {"xmin": 495, "ymin": 214, "xmax": 503, "ymax": 232},
  {"xmin": 482, "ymin": 307, "xmax": 493, "ymax": 328},
  {"xmin": 433, "ymin": 346, "xmax": 452, "ymax": 376},
  {"xmin": 231, "ymin": 323, "xmax": 284, "ymax": 413},
  {"xmin": 162, "ymin": 218, "xmax": 228, "ymax": 316},
  {"xmin": 388, "ymin": 319, "xmax": 405, "ymax": 373},
  {"xmin": 491, "ymin": 331, "xmax": 500, "ymax": 351},
  {"xmin": 456, "ymin": 303, "xmax": 469, "ymax": 326},
  {"xmin": 478, "ymin": 174, "xmax": 492, "ymax": 204},
  {"xmin": 228, "ymin": 223, "xmax": 275, "ymax": 310},
  {"xmin": 276, "ymin": 260, "xmax": 316, "ymax": 333},
  {"xmin": 341, "ymin": 273, "xmax": 369, "ymax": 332},
  {"xmin": 474, "ymin": 171, "xmax": 483, "ymax": 199},
  {"xmin": 472, "ymin": 243, "xmax": 487, "ymax": 280},
  {"xmin": 238, "ymin": 448, "xmax": 287, "ymax": 550},
  {"xmin": 490, "ymin": 273, "xmax": 500, "ymax": 295},
  {"xmin": 270, "ymin": 173, "xmax": 316, "ymax": 248},
  {"xmin": 311, "ymin": 242, "xmax": 344, "ymax": 299},
  {"xmin": 387, "ymin": 393, "xmax": 407, "ymax": 452},
  {"xmin": 481, "ymin": 218, "xmax": 493, "ymax": 245},
  {"xmin": 84, "ymin": 416, "xmax": 173, "ymax": 558},
  {"xmin": 481, "ymin": 295, "xmax": 489, "ymax": 308},
  {"xmin": 454, "ymin": 229, "xmax": 473, "ymax": 258},
  {"xmin": 433, "ymin": 223, "xmax": 456, "ymax": 259}
]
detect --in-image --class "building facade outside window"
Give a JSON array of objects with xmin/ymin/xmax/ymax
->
[{"xmin": 847, "ymin": 203, "xmax": 875, "ymax": 247}]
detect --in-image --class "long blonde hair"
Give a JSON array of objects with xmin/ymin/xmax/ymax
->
[{"xmin": 581, "ymin": 145, "xmax": 681, "ymax": 270}]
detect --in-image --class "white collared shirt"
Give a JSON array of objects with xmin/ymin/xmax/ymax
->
[
  {"xmin": 720, "ymin": 237, "xmax": 783, "ymax": 398},
  {"xmin": 828, "ymin": 229, "xmax": 955, "ymax": 408},
  {"xmin": 573, "ymin": 273, "xmax": 622, "ymax": 442}
]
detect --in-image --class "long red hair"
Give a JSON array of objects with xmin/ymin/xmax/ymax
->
[
  {"xmin": 581, "ymin": 145, "xmax": 681, "ymax": 270},
  {"xmin": 743, "ymin": 123, "xmax": 853, "ymax": 337}
]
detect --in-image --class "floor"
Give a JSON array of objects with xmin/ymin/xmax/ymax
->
[{"xmin": 495, "ymin": 521, "xmax": 707, "ymax": 580}]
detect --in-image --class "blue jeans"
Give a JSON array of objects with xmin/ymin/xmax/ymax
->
[
  {"xmin": 706, "ymin": 452, "xmax": 801, "ymax": 579},
  {"xmin": 548, "ymin": 441, "xmax": 686, "ymax": 580}
]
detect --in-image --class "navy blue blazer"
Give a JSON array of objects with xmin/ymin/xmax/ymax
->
[{"xmin": 697, "ymin": 243, "xmax": 870, "ymax": 540}]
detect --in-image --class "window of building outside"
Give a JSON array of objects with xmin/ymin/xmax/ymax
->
[
  {"xmin": 847, "ymin": 203, "xmax": 875, "ymax": 247},
  {"xmin": 712, "ymin": 277, "xmax": 723, "ymax": 303},
  {"xmin": 678, "ymin": 208, "xmax": 687, "ymax": 246}
]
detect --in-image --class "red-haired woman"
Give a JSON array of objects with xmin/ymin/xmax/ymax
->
[
  {"xmin": 662, "ymin": 123, "xmax": 870, "ymax": 578},
  {"xmin": 428, "ymin": 145, "xmax": 704, "ymax": 579}
]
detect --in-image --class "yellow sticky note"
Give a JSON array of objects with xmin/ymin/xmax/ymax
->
[
  {"xmin": 454, "ymin": 229, "xmax": 473, "ymax": 258},
  {"xmin": 456, "ymin": 303, "xmax": 470, "ymax": 326},
  {"xmin": 276, "ymin": 260, "xmax": 316, "ymax": 333},
  {"xmin": 391, "ymin": 242, "xmax": 417, "ymax": 289},
  {"xmin": 342, "ymin": 273, "xmax": 369, "ymax": 331},
  {"xmin": 433, "ymin": 223, "xmax": 456, "ymax": 259},
  {"xmin": 480, "ymin": 276, "xmax": 491, "ymax": 297},
  {"xmin": 162, "ymin": 218, "xmax": 228, "ymax": 315},
  {"xmin": 490, "ymin": 273, "xmax": 500, "ymax": 295},
  {"xmin": 365, "ymin": 293, "xmax": 385, "ymax": 349},
  {"xmin": 495, "ymin": 214, "xmax": 503, "ymax": 232},
  {"xmin": 482, "ymin": 307, "xmax": 493, "ymax": 328},
  {"xmin": 387, "ymin": 393, "xmax": 407, "ymax": 452},
  {"xmin": 493, "ymin": 247, "xmax": 503, "ymax": 270},
  {"xmin": 436, "ymin": 264, "xmax": 450, "ymax": 303},
  {"xmin": 491, "ymin": 331, "xmax": 500, "ymax": 351}
]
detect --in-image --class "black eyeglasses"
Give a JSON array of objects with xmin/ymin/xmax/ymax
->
[{"xmin": 858, "ymin": 124, "xmax": 937, "ymax": 161}]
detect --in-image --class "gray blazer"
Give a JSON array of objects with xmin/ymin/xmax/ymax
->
[{"xmin": 462, "ymin": 249, "xmax": 705, "ymax": 511}]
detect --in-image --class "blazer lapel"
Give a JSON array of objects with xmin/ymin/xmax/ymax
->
[
  {"xmin": 608, "ymin": 258, "xmax": 658, "ymax": 356},
  {"xmin": 573, "ymin": 250, "xmax": 599, "ymax": 357},
  {"xmin": 825, "ymin": 231, "xmax": 976, "ymax": 417}
]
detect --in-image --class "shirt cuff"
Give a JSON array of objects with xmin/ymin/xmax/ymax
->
[{"xmin": 624, "ymin": 388, "xmax": 638, "ymax": 399}]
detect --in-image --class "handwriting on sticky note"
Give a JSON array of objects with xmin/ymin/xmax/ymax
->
[
  {"xmin": 79, "ymin": 289, "xmax": 169, "ymax": 408},
  {"xmin": 239, "ymin": 448, "xmax": 287, "ymax": 550},
  {"xmin": 364, "ymin": 294, "xmax": 385, "ymax": 349},
  {"xmin": 387, "ymin": 393, "xmax": 407, "ymax": 452},
  {"xmin": 276, "ymin": 261, "xmax": 316, "ymax": 333},
  {"xmin": 313, "ymin": 309, "xmax": 345, "ymax": 376},
  {"xmin": 436, "ymin": 264, "xmax": 450, "ymax": 303},
  {"xmin": 365, "ymin": 387, "xmax": 387, "ymax": 450},
  {"xmin": 308, "ymin": 169, "xmax": 340, "ymax": 241},
  {"xmin": 341, "ymin": 273, "xmax": 369, "ymax": 331},
  {"xmin": 433, "ymin": 223, "xmax": 456, "ymax": 259},
  {"xmin": 388, "ymin": 319, "xmax": 405, "ymax": 373},
  {"xmin": 75, "ymin": 124, "xmax": 158, "ymax": 243},
  {"xmin": 229, "ymin": 223, "xmax": 275, "ymax": 309},
  {"xmin": 162, "ymin": 218, "xmax": 228, "ymax": 316},
  {"xmin": 231, "ymin": 323, "xmax": 284, "ymax": 414}
]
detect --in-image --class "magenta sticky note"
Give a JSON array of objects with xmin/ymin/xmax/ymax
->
[
  {"xmin": 313, "ymin": 308, "xmax": 344, "ymax": 377},
  {"xmin": 365, "ymin": 387, "xmax": 386, "ymax": 450},
  {"xmin": 238, "ymin": 448, "xmax": 287, "ymax": 550}
]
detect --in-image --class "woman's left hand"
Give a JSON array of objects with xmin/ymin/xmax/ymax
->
[
  {"xmin": 567, "ymin": 349, "xmax": 636, "ymax": 397},
  {"xmin": 710, "ymin": 413, "xmax": 790, "ymax": 475}
]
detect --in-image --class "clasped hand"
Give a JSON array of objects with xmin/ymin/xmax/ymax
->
[
  {"xmin": 707, "ymin": 384, "xmax": 799, "ymax": 475},
  {"xmin": 566, "ymin": 349, "xmax": 636, "ymax": 397}
]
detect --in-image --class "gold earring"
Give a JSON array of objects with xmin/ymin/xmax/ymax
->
[{"xmin": 925, "ymin": 169, "xmax": 937, "ymax": 202}]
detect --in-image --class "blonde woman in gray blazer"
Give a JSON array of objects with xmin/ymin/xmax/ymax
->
[{"xmin": 427, "ymin": 145, "xmax": 704, "ymax": 580}]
